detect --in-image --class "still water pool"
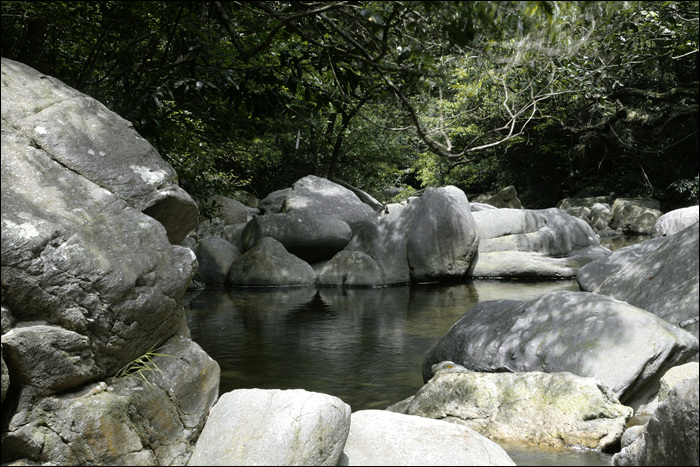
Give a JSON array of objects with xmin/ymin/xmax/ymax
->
[{"xmin": 184, "ymin": 278, "xmax": 616, "ymax": 466}]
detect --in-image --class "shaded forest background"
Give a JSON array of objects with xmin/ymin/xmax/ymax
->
[{"xmin": 2, "ymin": 1, "xmax": 698, "ymax": 214}]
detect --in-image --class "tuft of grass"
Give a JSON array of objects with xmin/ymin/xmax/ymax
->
[{"xmin": 115, "ymin": 344, "xmax": 173, "ymax": 388}]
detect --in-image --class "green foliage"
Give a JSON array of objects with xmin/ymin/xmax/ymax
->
[
  {"xmin": 115, "ymin": 344, "xmax": 173, "ymax": 388},
  {"xmin": 669, "ymin": 175, "xmax": 699, "ymax": 205},
  {"xmin": 2, "ymin": 1, "xmax": 697, "ymax": 208}
]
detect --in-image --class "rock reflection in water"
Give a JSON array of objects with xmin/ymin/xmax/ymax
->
[{"xmin": 184, "ymin": 279, "xmax": 580, "ymax": 410}]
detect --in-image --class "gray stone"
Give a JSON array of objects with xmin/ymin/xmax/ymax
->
[
  {"xmin": 2, "ymin": 117, "xmax": 197, "ymax": 383},
  {"xmin": 654, "ymin": 205, "xmax": 699, "ymax": 237},
  {"xmin": 207, "ymin": 195, "xmax": 249, "ymax": 225},
  {"xmin": 226, "ymin": 236, "xmax": 316, "ymax": 286},
  {"xmin": 0, "ymin": 334, "xmax": 219, "ymax": 466},
  {"xmin": 645, "ymin": 377, "xmax": 699, "ymax": 466},
  {"xmin": 343, "ymin": 186, "xmax": 478, "ymax": 285},
  {"xmin": 338, "ymin": 409, "xmax": 515, "ymax": 466},
  {"xmin": 344, "ymin": 212, "xmax": 411, "ymax": 285},
  {"xmin": 577, "ymin": 236, "xmax": 668, "ymax": 291},
  {"xmin": 1, "ymin": 348, "xmax": 9, "ymax": 404},
  {"xmin": 473, "ymin": 185, "xmax": 523, "ymax": 209},
  {"xmin": 258, "ymin": 187, "xmax": 291, "ymax": 214},
  {"xmin": 2, "ymin": 324, "xmax": 95, "ymax": 391},
  {"xmin": 557, "ymin": 196, "xmax": 613, "ymax": 232},
  {"xmin": 398, "ymin": 368, "xmax": 631, "ymax": 451},
  {"xmin": 241, "ymin": 210, "xmax": 352, "ymax": 262},
  {"xmin": 590, "ymin": 202, "xmax": 614, "ymax": 231},
  {"xmin": 473, "ymin": 208, "xmax": 600, "ymax": 256},
  {"xmin": 468, "ymin": 208, "xmax": 609, "ymax": 278},
  {"xmin": 188, "ymin": 388, "xmax": 351, "ymax": 466},
  {"xmin": 1, "ymin": 58, "xmax": 198, "ymax": 244},
  {"xmin": 468, "ymin": 250, "xmax": 597, "ymax": 279},
  {"xmin": 594, "ymin": 222, "xmax": 699, "ymax": 339},
  {"xmin": 658, "ymin": 362, "xmax": 699, "ymax": 403},
  {"xmin": 405, "ymin": 186, "xmax": 479, "ymax": 282},
  {"xmin": 423, "ymin": 291, "xmax": 698, "ymax": 412},
  {"xmin": 282, "ymin": 175, "xmax": 380, "ymax": 232},
  {"xmin": 221, "ymin": 222, "xmax": 246, "ymax": 251},
  {"xmin": 613, "ymin": 433, "xmax": 647, "ymax": 466},
  {"xmin": 610, "ymin": 198, "xmax": 663, "ymax": 235},
  {"xmin": 192, "ymin": 237, "xmax": 240, "ymax": 284},
  {"xmin": 1, "ymin": 59, "xmax": 218, "ymax": 466},
  {"xmin": 195, "ymin": 217, "xmax": 225, "ymax": 239},
  {"xmin": 318, "ymin": 251, "xmax": 383, "ymax": 287}
]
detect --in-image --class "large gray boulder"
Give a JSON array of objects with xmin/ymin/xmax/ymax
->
[
  {"xmin": 557, "ymin": 197, "xmax": 615, "ymax": 232},
  {"xmin": 261, "ymin": 175, "xmax": 379, "ymax": 232},
  {"xmin": 192, "ymin": 237, "xmax": 240, "ymax": 284},
  {"xmin": 317, "ymin": 250, "xmax": 384, "ymax": 287},
  {"xmin": 610, "ymin": 198, "xmax": 663, "ymax": 235},
  {"xmin": 391, "ymin": 364, "xmax": 631, "ymax": 451},
  {"xmin": 594, "ymin": 222, "xmax": 699, "ymax": 339},
  {"xmin": 333, "ymin": 186, "xmax": 479, "ymax": 286},
  {"xmin": 577, "ymin": 235, "xmax": 669, "ymax": 291},
  {"xmin": 226, "ymin": 236, "xmax": 316, "ymax": 286},
  {"xmin": 404, "ymin": 186, "xmax": 479, "ymax": 282},
  {"xmin": 472, "ymin": 185, "xmax": 523, "ymax": 209},
  {"xmin": 613, "ymin": 376, "xmax": 699, "ymax": 466},
  {"xmin": 1, "ymin": 331, "xmax": 220, "ymax": 466},
  {"xmin": 1, "ymin": 58, "xmax": 198, "ymax": 244},
  {"xmin": 423, "ymin": 291, "xmax": 698, "ymax": 412},
  {"xmin": 338, "ymin": 409, "xmax": 515, "ymax": 466},
  {"xmin": 654, "ymin": 205, "xmax": 699, "ymax": 237},
  {"xmin": 2, "ymin": 90, "xmax": 198, "ymax": 388},
  {"xmin": 188, "ymin": 389, "xmax": 351, "ymax": 466},
  {"xmin": 206, "ymin": 194, "xmax": 249, "ymax": 225},
  {"xmin": 468, "ymin": 208, "xmax": 609, "ymax": 278},
  {"xmin": 473, "ymin": 208, "xmax": 601, "ymax": 256},
  {"xmin": 1, "ymin": 59, "xmax": 217, "ymax": 466},
  {"xmin": 644, "ymin": 376, "xmax": 699, "ymax": 466},
  {"xmin": 241, "ymin": 210, "xmax": 353, "ymax": 263}
]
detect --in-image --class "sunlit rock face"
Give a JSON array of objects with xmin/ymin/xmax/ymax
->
[
  {"xmin": 593, "ymin": 222, "xmax": 699, "ymax": 339},
  {"xmin": 1, "ymin": 58, "xmax": 216, "ymax": 465},
  {"xmin": 391, "ymin": 367, "xmax": 632, "ymax": 452},
  {"xmin": 653, "ymin": 205, "xmax": 698, "ymax": 237},
  {"xmin": 325, "ymin": 185, "xmax": 479, "ymax": 286},
  {"xmin": 1, "ymin": 58, "xmax": 199, "ymax": 244},
  {"xmin": 468, "ymin": 207, "xmax": 610, "ymax": 279},
  {"xmin": 422, "ymin": 290, "xmax": 698, "ymax": 413},
  {"xmin": 2, "ymin": 57, "xmax": 199, "ymax": 383},
  {"xmin": 259, "ymin": 175, "xmax": 380, "ymax": 233}
]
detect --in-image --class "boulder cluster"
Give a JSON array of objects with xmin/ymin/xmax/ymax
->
[
  {"xmin": 2, "ymin": 58, "xmax": 698, "ymax": 466},
  {"xmin": 2, "ymin": 58, "xmax": 217, "ymax": 465}
]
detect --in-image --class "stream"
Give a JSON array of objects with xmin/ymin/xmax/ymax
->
[{"xmin": 184, "ymin": 277, "xmax": 617, "ymax": 466}]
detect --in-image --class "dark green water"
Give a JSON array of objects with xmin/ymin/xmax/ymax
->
[{"xmin": 184, "ymin": 279, "xmax": 616, "ymax": 466}]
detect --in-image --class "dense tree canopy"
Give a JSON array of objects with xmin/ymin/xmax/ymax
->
[{"xmin": 2, "ymin": 1, "xmax": 698, "ymax": 212}]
